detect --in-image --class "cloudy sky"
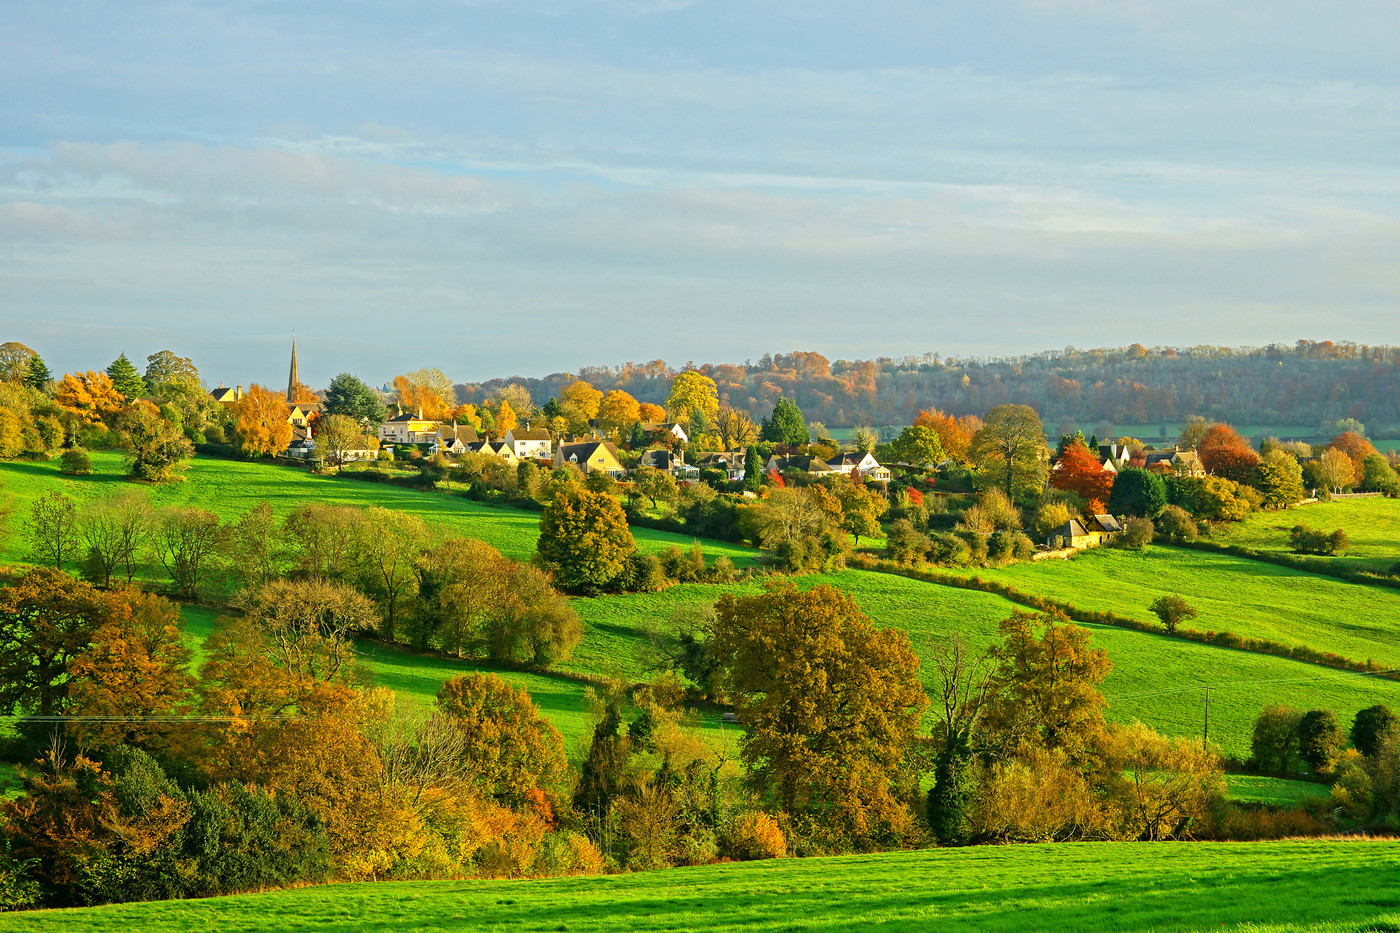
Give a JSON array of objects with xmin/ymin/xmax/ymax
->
[{"xmin": 2, "ymin": 1, "xmax": 1398, "ymax": 388}]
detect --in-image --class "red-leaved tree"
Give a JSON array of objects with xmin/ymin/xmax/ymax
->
[
  {"xmin": 1199, "ymin": 425, "xmax": 1259, "ymax": 484},
  {"xmin": 1051, "ymin": 441, "xmax": 1114, "ymax": 504}
]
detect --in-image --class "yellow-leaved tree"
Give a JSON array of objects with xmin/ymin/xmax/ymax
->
[{"xmin": 232, "ymin": 384, "xmax": 292, "ymax": 457}]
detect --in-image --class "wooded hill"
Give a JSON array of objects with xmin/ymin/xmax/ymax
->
[{"xmin": 461, "ymin": 340, "xmax": 1400, "ymax": 431}]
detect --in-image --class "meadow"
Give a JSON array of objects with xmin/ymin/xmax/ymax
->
[
  {"xmin": 941, "ymin": 545, "xmax": 1400, "ymax": 671},
  {"xmin": 1214, "ymin": 497, "xmax": 1400, "ymax": 574},
  {"xmin": 9, "ymin": 453, "xmax": 1400, "ymax": 758},
  {"xmin": 4, "ymin": 838, "xmax": 1396, "ymax": 933}
]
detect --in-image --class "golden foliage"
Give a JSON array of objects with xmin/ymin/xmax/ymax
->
[
  {"xmin": 54, "ymin": 371, "xmax": 124, "ymax": 424},
  {"xmin": 232, "ymin": 384, "xmax": 293, "ymax": 457}
]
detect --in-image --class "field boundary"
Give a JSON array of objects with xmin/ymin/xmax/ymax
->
[
  {"xmin": 846, "ymin": 554, "xmax": 1400, "ymax": 682},
  {"xmin": 1177, "ymin": 539, "xmax": 1400, "ymax": 591}
]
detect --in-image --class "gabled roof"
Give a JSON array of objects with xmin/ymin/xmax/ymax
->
[
  {"xmin": 386, "ymin": 411, "xmax": 431, "ymax": 423},
  {"xmin": 769, "ymin": 454, "xmax": 834, "ymax": 473},
  {"xmin": 640, "ymin": 449, "xmax": 680, "ymax": 469},
  {"xmin": 559, "ymin": 440, "xmax": 622, "ymax": 463},
  {"xmin": 508, "ymin": 428, "xmax": 552, "ymax": 441},
  {"xmin": 437, "ymin": 423, "xmax": 480, "ymax": 443},
  {"xmin": 1090, "ymin": 514, "xmax": 1122, "ymax": 533},
  {"xmin": 1055, "ymin": 519, "xmax": 1090, "ymax": 538},
  {"xmin": 210, "ymin": 386, "xmax": 239, "ymax": 402},
  {"xmin": 827, "ymin": 452, "xmax": 878, "ymax": 469}
]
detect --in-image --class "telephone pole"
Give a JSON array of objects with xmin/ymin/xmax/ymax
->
[{"xmin": 1203, "ymin": 686, "xmax": 1211, "ymax": 749}]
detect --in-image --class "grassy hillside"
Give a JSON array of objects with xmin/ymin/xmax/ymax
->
[
  {"xmin": 1215, "ymin": 496, "xmax": 1400, "ymax": 573},
  {"xmin": 12, "ymin": 453, "xmax": 1400, "ymax": 758},
  {"xmin": 0, "ymin": 452, "xmax": 760, "ymax": 582},
  {"xmin": 942, "ymin": 545, "xmax": 1400, "ymax": 670},
  {"xmin": 6, "ymin": 839, "xmax": 1396, "ymax": 933}
]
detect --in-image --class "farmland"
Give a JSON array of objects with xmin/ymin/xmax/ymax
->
[
  {"xmin": 1215, "ymin": 496, "xmax": 1400, "ymax": 574},
  {"xmin": 4, "ymin": 838, "xmax": 1395, "ymax": 933},
  {"xmin": 10, "ymin": 453, "xmax": 1400, "ymax": 759}
]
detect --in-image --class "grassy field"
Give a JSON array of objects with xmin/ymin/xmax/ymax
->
[
  {"xmin": 5, "ymin": 838, "xmax": 1396, "ymax": 932},
  {"xmin": 1215, "ymin": 497, "xmax": 1400, "ymax": 574},
  {"xmin": 941, "ymin": 544, "xmax": 1400, "ymax": 671},
  {"xmin": 1223, "ymin": 774, "xmax": 1332, "ymax": 807},
  {"xmin": 0, "ymin": 452, "xmax": 761, "ymax": 584}
]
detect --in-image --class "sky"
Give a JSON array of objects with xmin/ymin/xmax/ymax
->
[{"xmin": 1, "ymin": 1, "xmax": 1398, "ymax": 389}]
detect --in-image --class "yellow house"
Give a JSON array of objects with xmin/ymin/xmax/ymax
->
[
  {"xmin": 379, "ymin": 410, "xmax": 438, "ymax": 445},
  {"xmin": 555, "ymin": 441, "xmax": 625, "ymax": 476}
]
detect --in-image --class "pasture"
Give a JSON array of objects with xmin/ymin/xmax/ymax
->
[
  {"xmin": 1215, "ymin": 496, "xmax": 1400, "ymax": 574},
  {"xmin": 5, "ymin": 838, "xmax": 1396, "ymax": 933}
]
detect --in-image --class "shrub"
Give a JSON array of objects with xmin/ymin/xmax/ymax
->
[
  {"xmin": 58, "ymin": 448, "xmax": 92, "ymax": 476},
  {"xmin": 725, "ymin": 811, "xmax": 788, "ymax": 860},
  {"xmin": 1149, "ymin": 593, "xmax": 1197, "ymax": 634},
  {"xmin": 1155, "ymin": 504, "xmax": 1197, "ymax": 543},
  {"xmin": 1115, "ymin": 516, "xmax": 1154, "ymax": 551},
  {"xmin": 1289, "ymin": 525, "xmax": 1349, "ymax": 556},
  {"xmin": 885, "ymin": 519, "xmax": 931, "ymax": 565}
]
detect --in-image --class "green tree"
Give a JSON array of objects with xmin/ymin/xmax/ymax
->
[
  {"xmin": 743, "ymin": 444, "xmax": 762, "ymax": 492},
  {"xmin": 436, "ymin": 672, "xmax": 567, "ymax": 808},
  {"xmin": 1254, "ymin": 449, "xmax": 1306, "ymax": 508},
  {"xmin": 1148, "ymin": 593, "xmax": 1197, "ymax": 635},
  {"xmin": 889, "ymin": 424, "xmax": 945, "ymax": 467},
  {"xmin": 105, "ymin": 353, "xmax": 147, "ymax": 400},
  {"xmin": 151, "ymin": 507, "xmax": 222, "ymax": 599},
  {"xmin": 1251, "ymin": 704, "xmax": 1302, "ymax": 776},
  {"xmin": 322, "ymin": 372, "xmax": 387, "ymax": 426},
  {"xmin": 633, "ymin": 464, "xmax": 678, "ymax": 509},
  {"xmin": 143, "ymin": 350, "xmax": 200, "ymax": 389},
  {"xmin": 26, "ymin": 491, "xmax": 80, "ymax": 569},
  {"xmin": 711, "ymin": 583, "xmax": 928, "ymax": 848},
  {"xmin": 1359, "ymin": 454, "xmax": 1400, "ymax": 496},
  {"xmin": 0, "ymin": 569, "xmax": 109, "ymax": 715},
  {"xmin": 927, "ymin": 637, "xmax": 993, "ymax": 845},
  {"xmin": 760, "ymin": 398, "xmax": 809, "ymax": 446},
  {"xmin": 969, "ymin": 404, "xmax": 1047, "ymax": 501},
  {"xmin": 1106, "ymin": 467, "xmax": 1167, "ymax": 516},
  {"xmin": 536, "ymin": 486, "xmax": 636, "ymax": 593},
  {"xmin": 836, "ymin": 479, "xmax": 889, "ymax": 546},
  {"xmin": 1351, "ymin": 704, "xmax": 1397, "ymax": 758},
  {"xmin": 115, "ymin": 401, "xmax": 194, "ymax": 482},
  {"xmin": 24, "ymin": 354, "xmax": 51, "ymax": 391},
  {"xmin": 313, "ymin": 413, "xmax": 369, "ymax": 469},
  {"xmin": 1297, "ymin": 709, "xmax": 1343, "ymax": 775}
]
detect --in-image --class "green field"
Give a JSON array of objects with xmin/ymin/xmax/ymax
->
[
  {"xmin": 0, "ymin": 453, "xmax": 760, "ymax": 584},
  {"xmin": 10, "ymin": 453, "xmax": 1400, "ymax": 759},
  {"xmin": 1223, "ymin": 774, "xmax": 1332, "ymax": 807},
  {"xmin": 942, "ymin": 545, "xmax": 1400, "ymax": 671},
  {"xmin": 1216, "ymin": 497, "xmax": 1400, "ymax": 574},
  {"xmin": 5, "ymin": 839, "xmax": 1396, "ymax": 932}
]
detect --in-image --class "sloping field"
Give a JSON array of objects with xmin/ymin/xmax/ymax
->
[
  {"xmin": 0, "ymin": 453, "xmax": 760, "ymax": 578},
  {"xmin": 1215, "ymin": 496, "xmax": 1400, "ymax": 574},
  {"xmin": 943, "ymin": 545, "xmax": 1400, "ymax": 670},
  {"xmin": 5, "ymin": 839, "xmax": 1396, "ymax": 933}
]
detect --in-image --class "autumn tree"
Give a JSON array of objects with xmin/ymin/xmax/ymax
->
[
  {"xmin": 414, "ymin": 537, "xmax": 508, "ymax": 655},
  {"xmin": 1051, "ymin": 441, "xmax": 1113, "ymax": 504},
  {"xmin": 638, "ymin": 402, "xmax": 667, "ymax": 424},
  {"xmin": 494, "ymin": 398, "xmax": 519, "ymax": 436},
  {"xmin": 26, "ymin": 491, "xmax": 80, "ymax": 569},
  {"xmin": 354, "ymin": 506, "xmax": 428, "ymax": 643},
  {"xmin": 760, "ymin": 398, "xmax": 808, "ymax": 446},
  {"xmin": 711, "ymin": 583, "xmax": 927, "ymax": 848},
  {"xmin": 914, "ymin": 408, "xmax": 978, "ymax": 463},
  {"xmin": 560, "ymin": 380, "xmax": 604, "ymax": 433},
  {"xmin": 714, "ymin": 407, "xmax": 757, "ymax": 450},
  {"xmin": 0, "ymin": 342, "xmax": 37, "ymax": 383},
  {"xmin": 1327, "ymin": 431, "xmax": 1377, "ymax": 486},
  {"xmin": 1316, "ymin": 448, "xmax": 1356, "ymax": 494},
  {"xmin": 664, "ymin": 371, "xmax": 718, "ymax": 427},
  {"xmin": 232, "ymin": 385, "xmax": 293, "ymax": 458},
  {"xmin": 0, "ymin": 569, "xmax": 109, "ymax": 715},
  {"xmin": 981, "ymin": 611, "xmax": 1111, "ymax": 762},
  {"xmin": 436, "ymin": 673, "xmax": 568, "ymax": 808},
  {"xmin": 151, "ymin": 506, "xmax": 223, "ymax": 598},
  {"xmin": 492, "ymin": 383, "xmax": 535, "ymax": 421},
  {"xmin": 835, "ymin": 478, "xmax": 889, "ymax": 547},
  {"xmin": 851, "ymin": 425, "xmax": 878, "ymax": 453},
  {"xmin": 633, "ymin": 464, "xmax": 678, "ymax": 509},
  {"xmin": 395, "ymin": 369, "xmax": 457, "ymax": 419},
  {"xmin": 970, "ymin": 405, "xmax": 1048, "ymax": 501},
  {"xmin": 751, "ymin": 486, "xmax": 847, "ymax": 571},
  {"xmin": 597, "ymin": 390, "xmax": 642, "ymax": 438},
  {"xmin": 1177, "ymin": 415, "xmax": 1212, "ymax": 451},
  {"xmin": 54, "ymin": 371, "xmax": 124, "ymax": 424},
  {"xmin": 536, "ymin": 487, "xmax": 636, "ymax": 593},
  {"xmin": 220, "ymin": 501, "xmax": 282, "ymax": 590},
  {"xmin": 1198, "ymin": 424, "xmax": 1259, "ymax": 485},
  {"xmin": 66, "ymin": 587, "xmax": 193, "ymax": 753},
  {"xmin": 115, "ymin": 400, "xmax": 194, "ymax": 482}
]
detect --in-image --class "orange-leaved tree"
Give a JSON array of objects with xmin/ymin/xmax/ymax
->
[
  {"xmin": 232, "ymin": 384, "xmax": 292, "ymax": 457},
  {"xmin": 710, "ymin": 582, "xmax": 927, "ymax": 848},
  {"xmin": 1050, "ymin": 441, "xmax": 1114, "ymax": 505},
  {"xmin": 1327, "ymin": 431, "xmax": 1377, "ymax": 485},
  {"xmin": 54, "ymin": 371, "xmax": 124, "ymax": 424},
  {"xmin": 914, "ymin": 408, "xmax": 981, "ymax": 463},
  {"xmin": 1198, "ymin": 424, "xmax": 1259, "ymax": 484}
]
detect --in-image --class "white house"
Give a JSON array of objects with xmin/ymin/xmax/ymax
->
[
  {"xmin": 826, "ymin": 451, "xmax": 892, "ymax": 483},
  {"xmin": 504, "ymin": 427, "xmax": 553, "ymax": 460}
]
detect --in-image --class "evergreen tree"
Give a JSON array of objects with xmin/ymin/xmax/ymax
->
[
  {"xmin": 541, "ymin": 397, "xmax": 564, "ymax": 420},
  {"xmin": 744, "ymin": 443, "xmax": 762, "ymax": 491},
  {"xmin": 760, "ymin": 398, "xmax": 809, "ymax": 446},
  {"xmin": 1106, "ymin": 467, "xmax": 1167, "ymax": 516},
  {"xmin": 24, "ymin": 354, "xmax": 51, "ymax": 391},
  {"xmin": 627, "ymin": 421, "xmax": 647, "ymax": 449},
  {"xmin": 322, "ymin": 372, "xmax": 387, "ymax": 426},
  {"xmin": 105, "ymin": 353, "xmax": 147, "ymax": 400}
]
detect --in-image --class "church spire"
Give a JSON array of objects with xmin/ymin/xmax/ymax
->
[{"xmin": 287, "ymin": 338, "xmax": 299, "ymax": 402}]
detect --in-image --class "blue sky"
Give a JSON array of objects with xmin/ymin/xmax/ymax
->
[{"xmin": 2, "ymin": 1, "xmax": 1398, "ymax": 388}]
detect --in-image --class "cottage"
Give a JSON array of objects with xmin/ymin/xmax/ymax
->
[
  {"xmin": 555, "ymin": 440, "xmax": 625, "ymax": 477},
  {"xmin": 640, "ymin": 421, "xmax": 689, "ymax": 445},
  {"xmin": 462, "ymin": 439, "xmax": 518, "ymax": 464},
  {"xmin": 1049, "ymin": 519, "xmax": 1103, "ymax": 549},
  {"xmin": 764, "ymin": 454, "xmax": 835, "ymax": 476},
  {"xmin": 432, "ymin": 423, "xmax": 480, "ymax": 456},
  {"xmin": 1143, "ymin": 449, "xmax": 1206, "ymax": 477},
  {"xmin": 638, "ymin": 449, "xmax": 700, "ymax": 480},
  {"xmin": 503, "ymin": 427, "xmax": 553, "ymax": 461},
  {"xmin": 209, "ymin": 385, "xmax": 243, "ymax": 405},
  {"xmin": 1086, "ymin": 514, "xmax": 1122, "ymax": 540},
  {"xmin": 826, "ymin": 451, "xmax": 892, "ymax": 483},
  {"xmin": 695, "ymin": 450, "xmax": 747, "ymax": 482},
  {"xmin": 379, "ymin": 410, "xmax": 438, "ymax": 445},
  {"xmin": 287, "ymin": 401, "xmax": 319, "ymax": 429}
]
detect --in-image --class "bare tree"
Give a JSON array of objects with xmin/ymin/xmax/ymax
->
[
  {"xmin": 152, "ymin": 506, "xmax": 223, "ymax": 598},
  {"xmin": 927, "ymin": 636, "xmax": 996, "ymax": 845},
  {"xmin": 78, "ymin": 489, "xmax": 151, "ymax": 586},
  {"xmin": 26, "ymin": 490, "xmax": 79, "ymax": 569}
]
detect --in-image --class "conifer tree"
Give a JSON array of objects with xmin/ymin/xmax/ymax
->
[
  {"xmin": 105, "ymin": 353, "xmax": 147, "ymax": 400},
  {"xmin": 24, "ymin": 354, "xmax": 51, "ymax": 391}
]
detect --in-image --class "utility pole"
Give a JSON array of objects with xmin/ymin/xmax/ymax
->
[{"xmin": 1203, "ymin": 686, "xmax": 1211, "ymax": 749}]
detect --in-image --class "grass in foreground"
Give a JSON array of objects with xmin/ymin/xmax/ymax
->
[{"xmin": 5, "ymin": 839, "xmax": 1397, "ymax": 932}]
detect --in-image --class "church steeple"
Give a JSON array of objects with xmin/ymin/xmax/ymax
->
[{"xmin": 287, "ymin": 338, "xmax": 299, "ymax": 402}]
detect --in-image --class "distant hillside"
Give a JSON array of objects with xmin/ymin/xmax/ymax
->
[{"xmin": 461, "ymin": 340, "xmax": 1400, "ymax": 432}]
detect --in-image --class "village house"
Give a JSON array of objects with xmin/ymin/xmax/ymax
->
[
  {"xmin": 504, "ymin": 426, "xmax": 553, "ymax": 461},
  {"xmin": 210, "ymin": 385, "xmax": 243, "ymax": 405},
  {"xmin": 638, "ymin": 449, "xmax": 700, "ymax": 480},
  {"xmin": 765, "ymin": 454, "xmax": 835, "ymax": 477},
  {"xmin": 1143, "ymin": 449, "xmax": 1206, "ymax": 477},
  {"xmin": 463, "ymin": 439, "xmax": 518, "ymax": 463},
  {"xmin": 641, "ymin": 421, "xmax": 689, "ymax": 445},
  {"xmin": 694, "ymin": 450, "xmax": 747, "ymax": 482},
  {"xmin": 826, "ymin": 451, "xmax": 892, "ymax": 483},
  {"xmin": 432, "ymin": 423, "xmax": 480, "ymax": 456},
  {"xmin": 555, "ymin": 440, "xmax": 625, "ymax": 477},
  {"xmin": 379, "ymin": 410, "xmax": 438, "ymax": 445}
]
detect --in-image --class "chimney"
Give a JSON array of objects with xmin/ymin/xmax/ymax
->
[{"xmin": 236, "ymin": 385, "xmax": 243, "ymax": 400}]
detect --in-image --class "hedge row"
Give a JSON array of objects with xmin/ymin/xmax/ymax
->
[{"xmin": 847, "ymin": 554, "xmax": 1400, "ymax": 683}]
